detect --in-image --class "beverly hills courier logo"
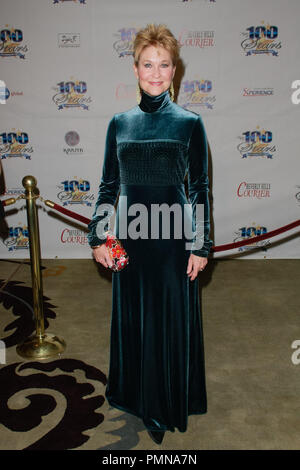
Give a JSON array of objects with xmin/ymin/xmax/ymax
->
[
  {"xmin": 0, "ymin": 26, "xmax": 28, "ymax": 59},
  {"xmin": 237, "ymin": 182, "xmax": 271, "ymax": 199},
  {"xmin": 241, "ymin": 22, "xmax": 281, "ymax": 56},
  {"xmin": 115, "ymin": 83, "xmax": 136, "ymax": 101},
  {"xmin": 61, "ymin": 228, "xmax": 88, "ymax": 245},
  {"xmin": 178, "ymin": 29, "xmax": 215, "ymax": 48},
  {"xmin": 0, "ymin": 130, "xmax": 34, "ymax": 160}
]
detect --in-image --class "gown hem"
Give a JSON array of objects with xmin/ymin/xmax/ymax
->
[{"xmin": 106, "ymin": 395, "xmax": 207, "ymax": 433}]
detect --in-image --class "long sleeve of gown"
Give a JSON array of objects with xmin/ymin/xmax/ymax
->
[
  {"xmin": 88, "ymin": 116, "xmax": 120, "ymax": 247},
  {"xmin": 187, "ymin": 115, "xmax": 212, "ymax": 257}
]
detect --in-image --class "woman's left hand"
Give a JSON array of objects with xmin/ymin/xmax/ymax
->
[{"xmin": 186, "ymin": 254, "xmax": 208, "ymax": 281}]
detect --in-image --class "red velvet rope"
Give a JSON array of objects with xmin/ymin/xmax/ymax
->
[
  {"xmin": 211, "ymin": 219, "xmax": 300, "ymax": 252},
  {"xmin": 51, "ymin": 202, "xmax": 91, "ymax": 225},
  {"xmin": 47, "ymin": 202, "xmax": 300, "ymax": 253},
  {"xmin": 2, "ymin": 197, "xmax": 299, "ymax": 252},
  {"xmin": 2, "ymin": 198, "xmax": 13, "ymax": 207}
]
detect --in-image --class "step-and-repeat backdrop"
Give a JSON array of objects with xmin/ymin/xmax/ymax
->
[{"xmin": 1, "ymin": 0, "xmax": 299, "ymax": 259}]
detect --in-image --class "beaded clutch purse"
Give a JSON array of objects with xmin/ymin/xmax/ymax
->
[{"xmin": 105, "ymin": 230, "xmax": 129, "ymax": 272}]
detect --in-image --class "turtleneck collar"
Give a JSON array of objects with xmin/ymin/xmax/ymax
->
[{"xmin": 139, "ymin": 89, "xmax": 171, "ymax": 113}]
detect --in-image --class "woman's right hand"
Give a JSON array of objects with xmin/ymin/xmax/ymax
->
[{"xmin": 92, "ymin": 244, "xmax": 113, "ymax": 269}]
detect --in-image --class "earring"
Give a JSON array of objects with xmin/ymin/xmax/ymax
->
[
  {"xmin": 136, "ymin": 83, "xmax": 141, "ymax": 104},
  {"xmin": 169, "ymin": 82, "xmax": 175, "ymax": 102}
]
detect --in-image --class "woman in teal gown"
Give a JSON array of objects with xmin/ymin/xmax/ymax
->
[{"xmin": 88, "ymin": 24, "xmax": 212, "ymax": 445}]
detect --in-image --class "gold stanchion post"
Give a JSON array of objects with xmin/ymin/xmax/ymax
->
[{"xmin": 16, "ymin": 175, "xmax": 66, "ymax": 359}]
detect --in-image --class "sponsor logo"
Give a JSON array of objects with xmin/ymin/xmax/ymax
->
[
  {"xmin": 53, "ymin": 0, "xmax": 86, "ymax": 4},
  {"xmin": 0, "ymin": 130, "xmax": 34, "ymax": 160},
  {"xmin": 295, "ymin": 186, "xmax": 300, "ymax": 205},
  {"xmin": 0, "ymin": 80, "xmax": 7, "ymax": 104},
  {"xmin": 0, "ymin": 85, "xmax": 23, "ymax": 103},
  {"xmin": 182, "ymin": 0, "xmax": 215, "ymax": 2},
  {"xmin": 115, "ymin": 83, "xmax": 136, "ymax": 101},
  {"xmin": 234, "ymin": 224, "xmax": 270, "ymax": 252},
  {"xmin": 241, "ymin": 23, "xmax": 281, "ymax": 56},
  {"xmin": 58, "ymin": 33, "xmax": 80, "ymax": 47},
  {"xmin": 237, "ymin": 127, "xmax": 276, "ymax": 159},
  {"xmin": 243, "ymin": 87, "xmax": 274, "ymax": 97},
  {"xmin": 63, "ymin": 131, "xmax": 83, "ymax": 155},
  {"xmin": 178, "ymin": 30, "xmax": 214, "ymax": 48},
  {"xmin": 61, "ymin": 228, "xmax": 88, "ymax": 245},
  {"xmin": 57, "ymin": 178, "xmax": 94, "ymax": 206},
  {"xmin": 237, "ymin": 182, "xmax": 271, "ymax": 198},
  {"xmin": 178, "ymin": 79, "xmax": 215, "ymax": 110},
  {"xmin": 0, "ymin": 26, "xmax": 28, "ymax": 59},
  {"xmin": 52, "ymin": 79, "xmax": 92, "ymax": 110},
  {"xmin": 65, "ymin": 131, "xmax": 80, "ymax": 146},
  {"xmin": 2, "ymin": 187, "xmax": 24, "ymax": 196},
  {"xmin": 113, "ymin": 28, "xmax": 137, "ymax": 58},
  {"xmin": 4, "ymin": 225, "xmax": 29, "ymax": 252}
]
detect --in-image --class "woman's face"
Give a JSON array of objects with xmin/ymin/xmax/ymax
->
[{"xmin": 133, "ymin": 45, "xmax": 176, "ymax": 97}]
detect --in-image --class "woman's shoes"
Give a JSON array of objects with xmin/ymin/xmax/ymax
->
[{"xmin": 147, "ymin": 430, "xmax": 165, "ymax": 445}]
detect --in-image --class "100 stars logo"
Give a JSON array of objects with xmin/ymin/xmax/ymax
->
[
  {"xmin": 56, "ymin": 178, "xmax": 94, "ymax": 207},
  {"xmin": 0, "ymin": 26, "xmax": 28, "ymax": 59},
  {"xmin": 52, "ymin": 79, "xmax": 92, "ymax": 110},
  {"xmin": 0, "ymin": 130, "xmax": 34, "ymax": 160},
  {"xmin": 178, "ymin": 79, "xmax": 215, "ymax": 110},
  {"xmin": 113, "ymin": 28, "xmax": 138, "ymax": 58},
  {"xmin": 237, "ymin": 126, "xmax": 276, "ymax": 159},
  {"xmin": 241, "ymin": 22, "xmax": 281, "ymax": 56}
]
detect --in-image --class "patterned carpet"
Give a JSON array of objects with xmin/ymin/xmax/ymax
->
[
  {"xmin": 1, "ymin": 259, "xmax": 300, "ymax": 451},
  {"xmin": 0, "ymin": 276, "xmax": 158, "ymax": 450}
]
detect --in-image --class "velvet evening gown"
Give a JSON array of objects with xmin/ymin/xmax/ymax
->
[{"xmin": 88, "ymin": 89, "xmax": 212, "ymax": 433}]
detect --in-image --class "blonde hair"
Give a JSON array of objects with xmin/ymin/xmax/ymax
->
[{"xmin": 133, "ymin": 24, "xmax": 180, "ymax": 66}]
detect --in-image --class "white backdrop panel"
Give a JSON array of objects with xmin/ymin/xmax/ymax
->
[{"xmin": 0, "ymin": 0, "xmax": 299, "ymax": 259}]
